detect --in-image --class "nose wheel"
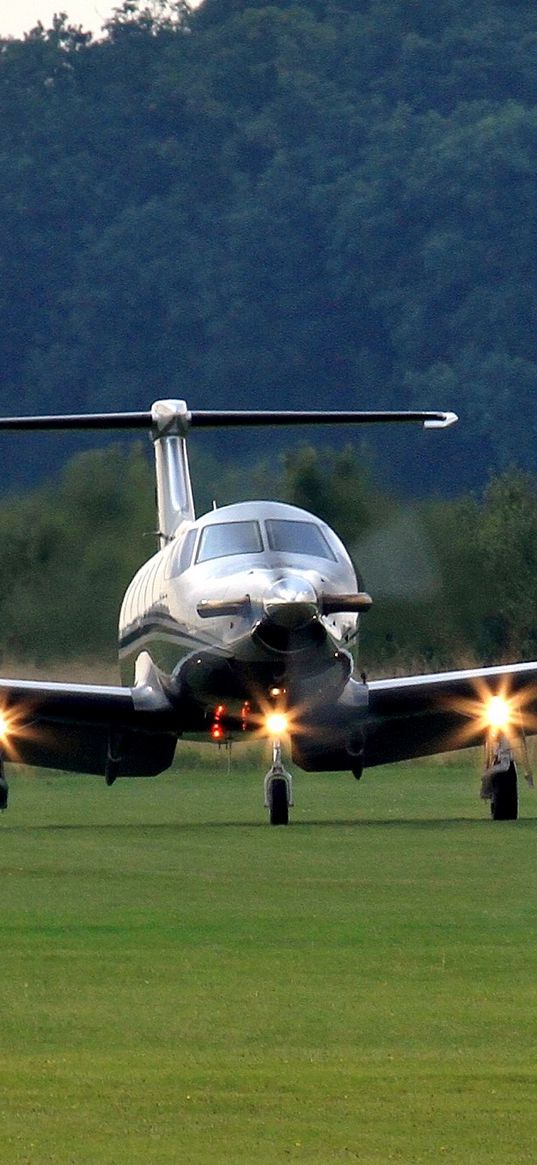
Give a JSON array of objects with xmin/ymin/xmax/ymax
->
[{"xmin": 264, "ymin": 738, "xmax": 293, "ymax": 825}]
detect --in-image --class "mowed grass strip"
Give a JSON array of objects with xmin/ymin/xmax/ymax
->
[{"xmin": 1, "ymin": 752, "xmax": 537, "ymax": 1163}]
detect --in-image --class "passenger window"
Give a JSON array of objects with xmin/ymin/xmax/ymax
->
[
  {"xmin": 146, "ymin": 559, "xmax": 161, "ymax": 609},
  {"xmin": 196, "ymin": 521, "xmax": 263, "ymax": 563},
  {"xmin": 122, "ymin": 586, "xmax": 134, "ymax": 626},
  {"xmin": 265, "ymin": 519, "xmax": 336, "ymax": 561},
  {"xmin": 131, "ymin": 574, "xmax": 143, "ymax": 620},
  {"xmin": 142, "ymin": 564, "xmax": 155, "ymax": 612}
]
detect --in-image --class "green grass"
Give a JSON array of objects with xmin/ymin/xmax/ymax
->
[{"xmin": 2, "ymin": 749, "xmax": 537, "ymax": 1163}]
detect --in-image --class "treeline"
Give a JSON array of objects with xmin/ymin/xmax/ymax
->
[
  {"xmin": 1, "ymin": 0, "xmax": 537, "ymax": 491},
  {"xmin": 1, "ymin": 443, "xmax": 536, "ymax": 675}
]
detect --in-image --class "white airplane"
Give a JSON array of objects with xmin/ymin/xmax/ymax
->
[{"xmin": 0, "ymin": 399, "xmax": 533, "ymax": 824}]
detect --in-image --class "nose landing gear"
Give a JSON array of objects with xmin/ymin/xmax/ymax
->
[{"xmin": 264, "ymin": 737, "xmax": 293, "ymax": 825}]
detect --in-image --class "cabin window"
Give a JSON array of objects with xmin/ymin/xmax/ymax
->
[
  {"xmin": 171, "ymin": 528, "xmax": 197, "ymax": 576},
  {"xmin": 265, "ymin": 519, "xmax": 337, "ymax": 561},
  {"xmin": 196, "ymin": 520, "xmax": 263, "ymax": 562}
]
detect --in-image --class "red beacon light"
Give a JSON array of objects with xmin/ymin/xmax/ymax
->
[{"xmin": 210, "ymin": 704, "xmax": 227, "ymax": 741}]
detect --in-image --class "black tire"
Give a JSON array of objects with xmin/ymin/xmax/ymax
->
[
  {"xmin": 490, "ymin": 761, "xmax": 518, "ymax": 821},
  {"xmin": 268, "ymin": 777, "xmax": 289, "ymax": 825}
]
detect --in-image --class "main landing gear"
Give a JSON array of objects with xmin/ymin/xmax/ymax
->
[
  {"xmin": 0, "ymin": 753, "xmax": 8, "ymax": 812},
  {"xmin": 264, "ymin": 737, "xmax": 293, "ymax": 825},
  {"xmin": 480, "ymin": 730, "xmax": 533, "ymax": 821}
]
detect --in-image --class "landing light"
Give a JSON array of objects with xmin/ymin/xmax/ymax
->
[
  {"xmin": 0, "ymin": 711, "xmax": 10, "ymax": 740},
  {"xmin": 485, "ymin": 695, "xmax": 511, "ymax": 732},
  {"xmin": 265, "ymin": 712, "xmax": 288, "ymax": 738}
]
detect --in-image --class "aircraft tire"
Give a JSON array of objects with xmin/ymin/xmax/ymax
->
[
  {"xmin": 490, "ymin": 761, "xmax": 518, "ymax": 821},
  {"xmin": 268, "ymin": 777, "xmax": 289, "ymax": 825}
]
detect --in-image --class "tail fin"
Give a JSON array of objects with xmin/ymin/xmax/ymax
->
[{"xmin": 151, "ymin": 400, "xmax": 194, "ymax": 544}]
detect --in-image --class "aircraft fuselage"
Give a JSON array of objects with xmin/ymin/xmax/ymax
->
[{"xmin": 118, "ymin": 500, "xmax": 361, "ymax": 739}]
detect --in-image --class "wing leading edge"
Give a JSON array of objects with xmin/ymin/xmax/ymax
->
[
  {"xmin": 365, "ymin": 662, "xmax": 537, "ymax": 766},
  {"xmin": 0, "ymin": 673, "xmax": 177, "ymax": 777},
  {"xmin": 292, "ymin": 662, "xmax": 537, "ymax": 772},
  {"xmin": 2, "ymin": 660, "xmax": 537, "ymax": 780}
]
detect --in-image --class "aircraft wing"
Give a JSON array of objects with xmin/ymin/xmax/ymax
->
[
  {"xmin": 292, "ymin": 662, "xmax": 537, "ymax": 772},
  {"xmin": 0, "ymin": 674, "xmax": 177, "ymax": 777},
  {"xmin": 4, "ymin": 660, "xmax": 537, "ymax": 780},
  {"xmin": 364, "ymin": 662, "xmax": 537, "ymax": 766}
]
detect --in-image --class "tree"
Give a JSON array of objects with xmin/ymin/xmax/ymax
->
[{"xmin": 1, "ymin": 0, "xmax": 537, "ymax": 493}]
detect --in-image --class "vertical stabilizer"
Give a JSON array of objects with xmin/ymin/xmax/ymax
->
[{"xmin": 151, "ymin": 400, "xmax": 195, "ymax": 546}]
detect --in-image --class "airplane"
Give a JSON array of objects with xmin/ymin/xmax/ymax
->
[{"xmin": 0, "ymin": 398, "xmax": 533, "ymax": 825}]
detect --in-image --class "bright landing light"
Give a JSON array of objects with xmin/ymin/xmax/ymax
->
[
  {"xmin": 485, "ymin": 695, "xmax": 512, "ymax": 732},
  {"xmin": 265, "ymin": 712, "xmax": 289, "ymax": 737}
]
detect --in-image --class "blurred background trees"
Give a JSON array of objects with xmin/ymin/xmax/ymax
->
[
  {"xmin": 1, "ymin": 0, "xmax": 537, "ymax": 669},
  {"xmin": 1, "ymin": 0, "xmax": 537, "ymax": 490}
]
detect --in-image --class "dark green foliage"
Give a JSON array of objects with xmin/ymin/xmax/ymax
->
[
  {"xmin": 0, "ymin": 1, "xmax": 536, "ymax": 490},
  {"xmin": 0, "ymin": 445, "xmax": 155, "ymax": 664}
]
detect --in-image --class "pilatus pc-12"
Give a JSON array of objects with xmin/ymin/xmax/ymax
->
[{"xmin": 0, "ymin": 400, "xmax": 533, "ymax": 824}]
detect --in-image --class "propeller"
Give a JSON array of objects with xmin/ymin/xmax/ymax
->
[
  {"xmin": 197, "ymin": 592, "xmax": 373, "ymax": 619},
  {"xmin": 351, "ymin": 509, "xmax": 441, "ymax": 601}
]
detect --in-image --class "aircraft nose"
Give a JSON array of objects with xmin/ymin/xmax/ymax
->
[{"xmin": 263, "ymin": 575, "xmax": 319, "ymax": 628}]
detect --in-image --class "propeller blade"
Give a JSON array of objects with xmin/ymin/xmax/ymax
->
[
  {"xmin": 320, "ymin": 593, "xmax": 373, "ymax": 614},
  {"xmin": 197, "ymin": 597, "xmax": 251, "ymax": 619}
]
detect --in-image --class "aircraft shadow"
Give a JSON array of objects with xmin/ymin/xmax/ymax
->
[{"xmin": 4, "ymin": 815, "xmax": 537, "ymax": 832}]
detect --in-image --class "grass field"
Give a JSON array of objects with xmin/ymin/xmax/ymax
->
[{"xmin": 2, "ymin": 747, "xmax": 537, "ymax": 1164}]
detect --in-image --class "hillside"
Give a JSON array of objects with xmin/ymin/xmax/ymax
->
[{"xmin": 1, "ymin": 0, "xmax": 536, "ymax": 490}]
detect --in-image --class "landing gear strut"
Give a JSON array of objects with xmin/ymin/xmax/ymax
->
[
  {"xmin": 0, "ymin": 753, "xmax": 9, "ymax": 811},
  {"xmin": 264, "ymin": 737, "xmax": 293, "ymax": 825},
  {"xmin": 481, "ymin": 731, "xmax": 518, "ymax": 821}
]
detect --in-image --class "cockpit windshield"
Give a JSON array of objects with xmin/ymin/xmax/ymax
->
[
  {"xmin": 265, "ymin": 519, "xmax": 336, "ymax": 561},
  {"xmin": 196, "ymin": 520, "xmax": 263, "ymax": 563}
]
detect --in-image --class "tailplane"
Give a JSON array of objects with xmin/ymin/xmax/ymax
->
[{"xmin": 0, "ymin": 401, "xmax": 458, "ymax": 546}]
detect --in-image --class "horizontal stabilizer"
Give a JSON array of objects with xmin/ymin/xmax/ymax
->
[
  {"xmin": 0, "ymin": 407, "xmax": 458, "ymax": 433},
  {"xmin": 0, "ymin": 412, "xmax": 154, "ymax": 431},
  {"xmin": 188, "ymin": 410, "xmax": 458, "ymax": 429}
]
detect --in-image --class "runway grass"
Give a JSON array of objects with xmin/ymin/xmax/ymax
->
[{"xmin": 2, "ymin": 749, "xmax": 537, "ymax": 1163}]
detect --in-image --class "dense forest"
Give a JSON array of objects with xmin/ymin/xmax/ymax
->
[
  {"xmin": 1, "ymin": 0, "xmax": 537, "ymax": 671},
  {"xmin": 1, "ymin": 0, "xmax": 537, "ymax": 490}
]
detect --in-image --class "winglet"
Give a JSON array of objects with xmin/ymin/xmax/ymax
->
[{"xmin": 423, "ymin": 411, "xmax": 458, "ymax": 429}]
